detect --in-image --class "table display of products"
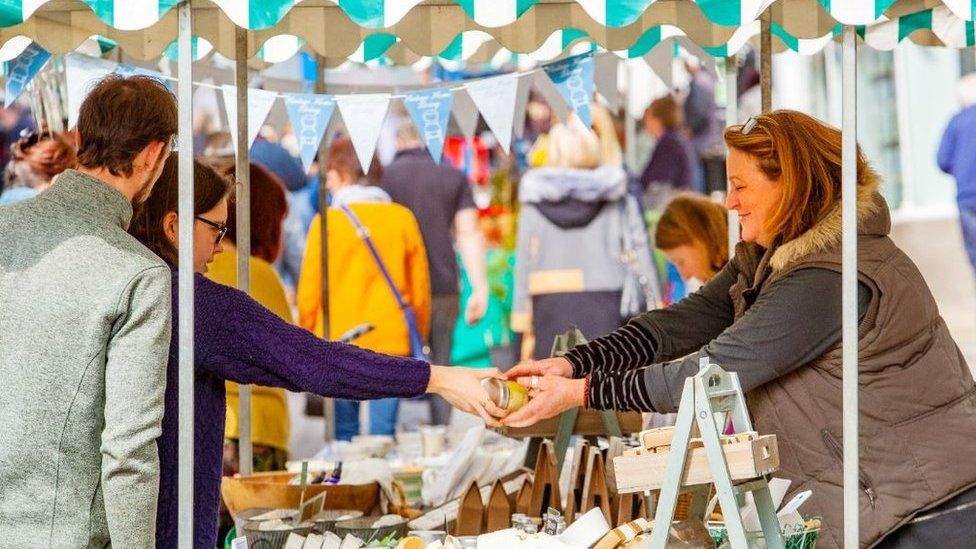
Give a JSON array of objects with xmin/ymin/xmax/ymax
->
[{"xmin": 221, "ymin": 357, "xmax": 821, "ymax": 549}]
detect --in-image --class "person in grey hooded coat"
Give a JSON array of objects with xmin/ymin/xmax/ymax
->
[{"xmin": 513, "ymin": 116, "xmax": 659, "ymax": 360}]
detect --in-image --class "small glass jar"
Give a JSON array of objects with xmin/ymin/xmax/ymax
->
[{"xmin": 481, "ymin": 378, "xmax": 529, "ymax": 412}]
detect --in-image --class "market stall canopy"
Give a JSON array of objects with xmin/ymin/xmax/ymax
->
[{"xmin": 0, "ymin": 0, "xmax": 973, "ymax": 65}]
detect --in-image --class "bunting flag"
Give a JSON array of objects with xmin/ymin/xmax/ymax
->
[
  {"xmin": 643, "ymin": 40, "xmax": 674, "ymax": 90},
  {"xmin": 65, "ymin": 53, "xmax": 118, "ymax": 128},
  {"xmin": 221, "ymin": 85, "xmax": 279, "ymax": 153},
  {"xmin": 593, "ymin": 53, "xmax": 620, "ymax": 112},
  {"xmin": 464, "ymin": 73, "xmax": 519, "ymax": 154},
  {"xmin": 451, "ymin": 87, "xmax": 480, "ymax": 140},
  {"xmin": 402, "ymin": 87, "xmax": 453, "ymax": 162},
  {"xmin": 4, "ymin": 42, "xmax": 50, "ymax": 107},
  {"xmin": 282, "ymin": 93, "xmax": 336, "ymax": 172},
  {"xmin": 512, "ymin": 72, "xmax": 534, "ymax": 139},
  {"xmin": 532, "ymin": 69, "xmax": 571, "ymax": 123},
  {"xmin": 542, "ymin": 52, "xmax": 595, "ymax": 127},
  {"xmin": 335, "ymin": 93, "xmax": 391, "ymax": 173}
]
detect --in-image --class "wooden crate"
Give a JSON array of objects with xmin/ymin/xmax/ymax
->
[
  {"xmin": 491, "ymin": 410, "xmax": 643, "ymax": 438},
  {"xmin": 612, "ymin": 435, "xmax": 779, "ymax": 494}
]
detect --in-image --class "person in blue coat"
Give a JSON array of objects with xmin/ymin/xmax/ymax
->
[{"xmin": 938, "ymin": 74, "xmax": 976, "ymax": 281}]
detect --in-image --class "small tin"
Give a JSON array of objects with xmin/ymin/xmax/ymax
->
[{"xmin": 482, "ymin": 378, "xmax": 529, "ymax": 412}]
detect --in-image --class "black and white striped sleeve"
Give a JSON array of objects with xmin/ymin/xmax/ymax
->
[
  {"xmin": 562, "ymin": 321, "xmax": 658, "ymax": 378},
  {"xmin": 587, "ymin": 367, "xmax": 656, "ymax": 412},
  {"xmin": 583, "ymin": 268, "xmax": 874, "ymax": 414}
]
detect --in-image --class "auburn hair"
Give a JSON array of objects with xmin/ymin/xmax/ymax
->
[
  {"xmin": 4, "ymin": 131, "xmax": 77, "ymax": 189},
  {"xmin": 645, "ymin": 96, "xmax": 683, "ymax": 131},
  {"xmin": 655, "ymin": 194, "xmax": 729, "ymax": 279},
  {"xmin": 723, "ymin": 110, "xmax": 879, "ymax": 245},
  {"xmin": 218, "ymin": 162, "xmax": 289, "ymax": 264}
]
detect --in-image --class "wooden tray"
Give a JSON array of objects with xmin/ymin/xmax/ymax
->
[
  {"xmin": 221, "ymin": 471, "xmax": 381, "ymax": 516},
  {"xmin": 612, "ymin": 435, "xmax": 779, "ymax": 494},
  {"xmin": 491, "ymin": 410, "xmax": 643, "ymax": 439}
]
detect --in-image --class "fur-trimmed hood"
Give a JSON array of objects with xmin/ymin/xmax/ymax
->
[{"xmin": 769, "ymin": 171, "xmax": 888, "ymax": 271}]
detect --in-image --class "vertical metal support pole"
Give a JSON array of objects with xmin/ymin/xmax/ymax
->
[
  {"xmin": 760, "ymin": 9, "xmax": 773, "ymax": 113},
  {"xmin": 841, "ymin": 25, "xmax": 860, "ymax": 549},
  {"xmin": 315, "ymin": 54, "xmax": 335, "ymax": 442},
  {"xmin": 176, "ymin": 3, "xmax": 195, "ymax": 547},
  {"xmin": 724, "ymin": 57, "xmax": 740, "ymax": 259},
  {"xmin": 234, "ymin": 27, "xmax": 253, "ymax": 478}
]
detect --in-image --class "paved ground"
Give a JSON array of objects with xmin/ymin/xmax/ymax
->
[{"xmin": 286, "ymin": 216, "xmax": 976, "ymax": 458}]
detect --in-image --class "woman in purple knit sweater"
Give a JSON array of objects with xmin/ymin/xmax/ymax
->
[{"xmin": 129, "ymin": 157, "xmax": 503, "ymax": 548}]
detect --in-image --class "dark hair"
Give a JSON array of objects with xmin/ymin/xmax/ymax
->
[
  {"xmin": 129, "ymin": 156, "xmax": 233, "ymax": 265},
  {"xmin": 4, "ymin": 131, "xmax": 77, "ymax": 189},
  {"xmin": 645, "ymin": 96, "xmax": 683, "ymax": 131},
  {"xmin": 218, "ymin": 162, "xmax": 289, "ymax": 264},
  {"xmin": 327, "ymin": 138, "xmax": 382, "ymax": 184},
  {"xmin": 77, "ymin": 75, "xmax": 177, "ymax": 177}
]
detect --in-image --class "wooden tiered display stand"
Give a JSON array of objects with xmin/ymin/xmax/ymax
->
[{"xmin": 611, "ymin": 357, "xmax": 785, "ymax": 549}]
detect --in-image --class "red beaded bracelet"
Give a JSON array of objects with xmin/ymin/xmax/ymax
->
[{"xmin": 583, "ymin": 375, "xmax": 591, "ymax": 408}]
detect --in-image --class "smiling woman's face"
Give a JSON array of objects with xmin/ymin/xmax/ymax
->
[{"xmin": 725, "ymin": 148, "xmax": 783, "ymax": 248}]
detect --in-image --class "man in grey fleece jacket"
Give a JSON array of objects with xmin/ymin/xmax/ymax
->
[{"xmin": 0, "ymin": 75, "xmax": 176, "ymax": 548}]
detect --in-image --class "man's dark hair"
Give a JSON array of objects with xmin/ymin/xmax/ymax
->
[{"xmin": 76, "ymin": 75, "xmax": 177, "ymax": 177}]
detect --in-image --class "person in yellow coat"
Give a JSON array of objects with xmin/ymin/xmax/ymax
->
[
  {"xmin": 298, "ymin": 138, "xmax": 431, "ymax": 441},
  {"xmin": 207, "ymin": 162, "xmax": 293, "ymax": 472}
]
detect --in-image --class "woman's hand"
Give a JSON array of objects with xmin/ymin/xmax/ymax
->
[
  {"xmin": 500, "ymin": 375, "xmax": 586, "ymax": 428},
  {"xmin": 504, "ymin": 357, "xmax": 574, "ymax": 382},
  {"xmin": 426, "ymin": 365, "xmax": 508, "ymax": 424}
]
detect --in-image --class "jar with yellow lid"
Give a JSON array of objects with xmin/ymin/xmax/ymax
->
[{"xmin": 481, "ymin": 378, "xmax": 529, "ymax": 412}]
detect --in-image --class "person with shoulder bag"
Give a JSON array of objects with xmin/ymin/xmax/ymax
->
[{"xmin": 298, "ymin": 138, "xmax": 435, "ymax": 440}]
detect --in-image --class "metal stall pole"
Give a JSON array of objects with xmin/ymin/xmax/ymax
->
[
  {"xmin": 315, "ymin": 54, "xmax": 335, "ymax": 442},
  {"xmin": 841, "ymin": 25, "xmax": 860, "ymax": 548},
  {"xmin": 176, "ymin": 2, "xmax": 195, "ymax": 547},
  {"xmin": 724, "ymin": 56, "xmax": 739, "ymax": 259},
  {"xmin": 760, "ymin": 8, "xmax": 773, "ymax": 113},
  {"xmin": 234, "ymin": 26, "xmax": 254, "ymax": 478}
]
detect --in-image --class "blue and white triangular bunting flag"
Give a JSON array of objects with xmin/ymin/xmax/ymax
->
[
  {"xmin": 5, "ymin": 42, "xmax": 51, "ymax": 108},
  {"xmin": 543, "ymin": 53, "xmax": 595, "ymax": 127},
  {"xmin": 402, "ymin": 88, "xmax": 453, "ymax": 162},
  {"xmin": 282, "ymin": 93, "xmax": 336, "ymax": 172}
]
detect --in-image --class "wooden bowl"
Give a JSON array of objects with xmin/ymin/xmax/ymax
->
[{"xmin": 221, "ymin": 471, "xmax": 380, "ymax": 517}]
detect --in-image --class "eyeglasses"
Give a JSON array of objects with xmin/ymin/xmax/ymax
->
[
  {"xmin": 194, "ymin": 216, "xmax": 228, "ymax": 244},
  {"xmin": 741, "ymin": 117, "xmax": 758, "ymax": 135}
]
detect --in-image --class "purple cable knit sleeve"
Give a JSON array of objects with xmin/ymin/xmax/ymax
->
[{"xmin": 194, "ymin": 274, "xmax": 431, "ymax": 400}]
